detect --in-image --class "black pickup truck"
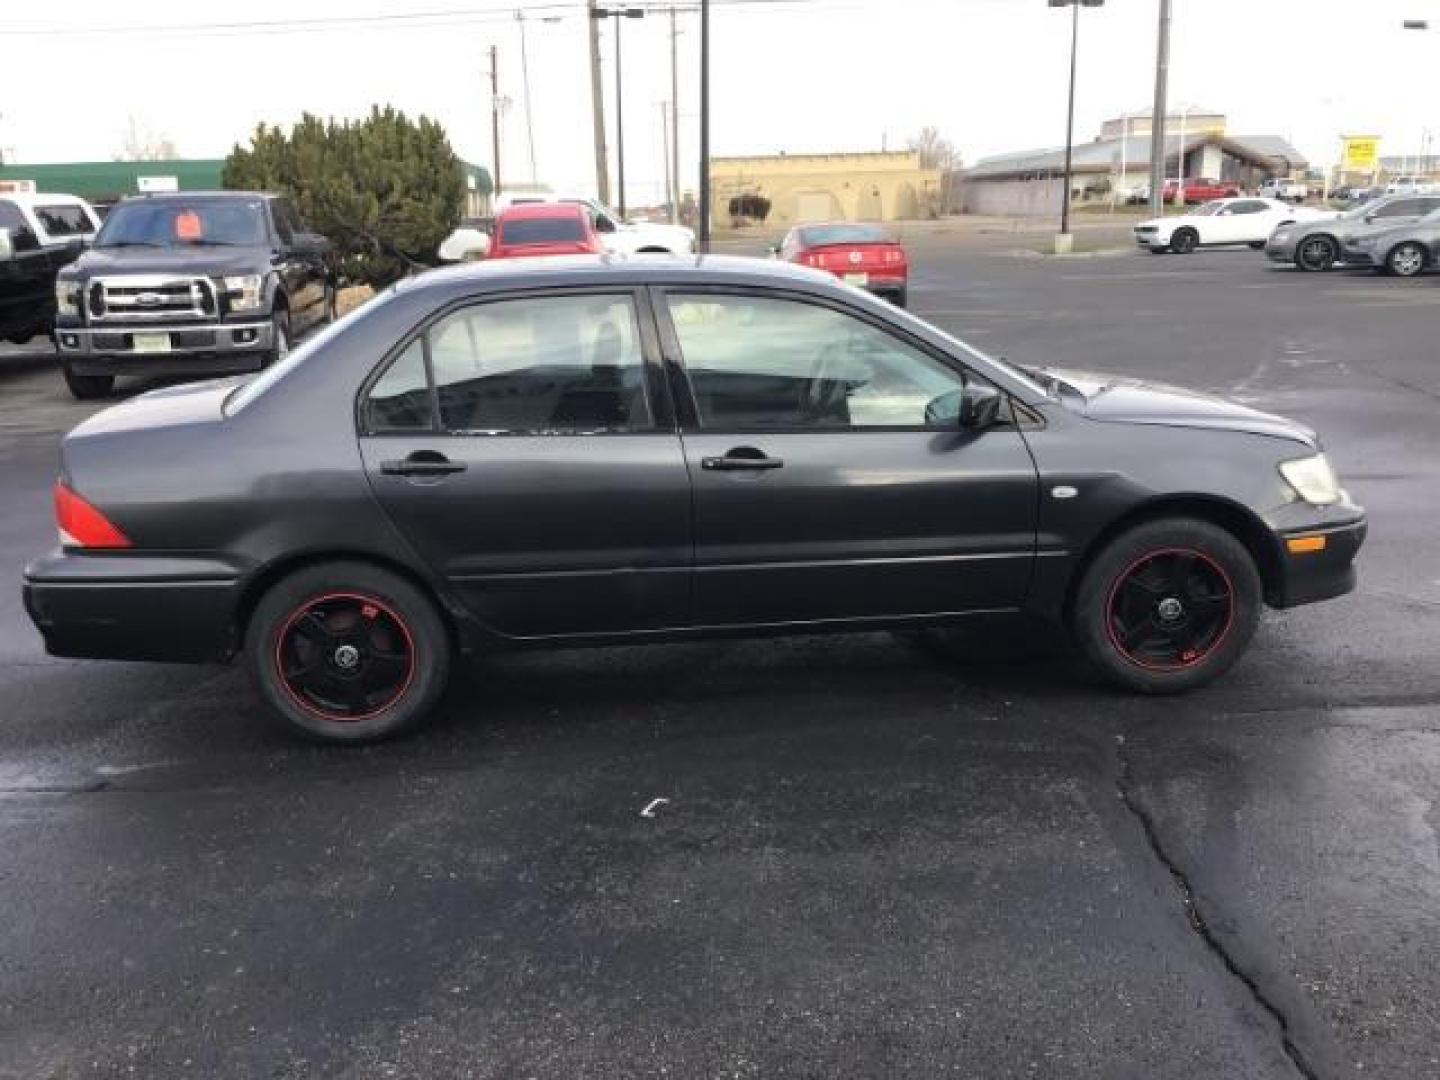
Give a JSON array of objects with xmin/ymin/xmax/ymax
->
[
  {"xmin": 1, "ymin": 245, "xmax": 76, "ymax": 345},
  {"xmin": 53, "ymin": 191, "xmax": 334, "ymax": 399}
]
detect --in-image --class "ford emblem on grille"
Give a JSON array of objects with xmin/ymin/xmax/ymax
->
[{"xmin": 136, "ymin": 292, "xmax": 162, "ymax": 307}]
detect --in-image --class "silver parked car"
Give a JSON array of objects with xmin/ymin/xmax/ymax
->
[
  {"xmin": 1341, "ymin": 206, "xmax": 1440, "ymax": 277},
  {"xmin": 1266, "ymin": 194, "xmax": 1440, "ymax": 271}
]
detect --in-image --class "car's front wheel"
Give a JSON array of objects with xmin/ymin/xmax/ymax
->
[
  {"xmin": 245, "ymin": 561, "xmax": 451, "ymax": 743},
  {"xmin": 1071, "ymin": 518, "xmax": 1261, "ymax": 694},
  {"xmin": 1295, "ymin": 235, "xmax": 1338, "ymax": 272},
  {"xmin": 262, "ymin": 308, "xmax": 292, "ymax": 367},
  {"xmin": 1170, "ymin": 228, "xmax": 1199, "ymax": 254}
]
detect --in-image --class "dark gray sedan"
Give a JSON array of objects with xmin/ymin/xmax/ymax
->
[
  {"xmin": 1342, "ymin": 206, "xmax": 1440, "ymax": 276},
  {"xmin": 23, "ymin": 257, "xmax": 1366, "ymax": 743},
  {"xmin": 1266, "ymin": 194, "xmax": 1440, "ymax": 271}
]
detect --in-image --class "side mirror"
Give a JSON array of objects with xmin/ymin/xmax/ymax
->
[
  {"xmin": 959, "ymin": 382, "xmax": 1004, "ymax": 430},
  {"xmin": 926, "ymin": 383, "xmax": 1003, "ymax": 430},
  {"xmin": 594, "ymin": 215, "xmax": 617, "ymax": 234}
]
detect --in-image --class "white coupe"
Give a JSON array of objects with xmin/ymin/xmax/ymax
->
[{"xmin": 1134, "ymin": 197, "xmax": 1338, "ymax": 255}]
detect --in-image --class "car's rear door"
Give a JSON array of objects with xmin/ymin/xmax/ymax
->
[
  {"xmin": 655, "ymin": 287, "xmax": 1038, "ymax": 626},
  {"xmin": 358, "ymin": 287, "xmax": 691, "ymax": 638}
]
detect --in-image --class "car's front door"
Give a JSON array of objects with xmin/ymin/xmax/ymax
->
[
  {"xmin": 1211, "ymin": 199, "xmax": 1271, "ymax": 243},
  {"xmin": 358, "ymin": 289, "xmax": 692, "ymax": 638},
  {"xmin": 657, "ymin": 289, "xmax": 1039, "ymax": 626}
]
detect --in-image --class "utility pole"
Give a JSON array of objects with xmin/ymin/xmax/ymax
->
[
  {"xmin": 587, "ymin": 1, "xmax": 611, "ymax": 205},
  {"xmin": 660, "ymin": 101, "xmax": 673, "ymax": 221},
  {"xmin": 614, "ymin": 15, "xmax": 628, "ymax": 217},
  {"xmin": 1148, "ymin": 0, "xmax": 1171, "ymax": 216},
  {"xmin": 489, "ymin": 45, "xmax": 502, "ymax": 199},
  {"xmin": 669, "ymin": 6, "xmax": 682, "ymax": 224},
  {"xmin": 698, "ymin": 0, "xmax": 711, "ymax": 249},
  {"xmin": 516, "ymin": 10, "xmax": 538, "ymax": 184}
]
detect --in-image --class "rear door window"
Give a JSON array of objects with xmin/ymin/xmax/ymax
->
[{"xmin": 34, "ymin": 204, "xmax": 93, "ymax": 238}]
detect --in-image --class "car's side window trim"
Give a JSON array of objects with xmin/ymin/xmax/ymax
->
[
  {"xmin": 650, "ymin": 284, "xmax": 1002, "ymax": 435},
  {"xmin": 356, "ymin": 285, "xmax": 670, "ymax": 438}
]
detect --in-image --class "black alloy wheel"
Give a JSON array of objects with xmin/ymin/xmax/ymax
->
[
  {"xmin": 1295, "ymin": 235, "xmax": 1338, "ymax": 272},
  {"xmin": 246, "ymin": 562, "xmax": 450, "ymax": 742},
  {"xmin": 1072, "ymin": 518, "xmax": 1261, "ymax": 693},
  {"xmin": 1170, "ymin": 228, "xmax": 1199, "ymax": 254}
]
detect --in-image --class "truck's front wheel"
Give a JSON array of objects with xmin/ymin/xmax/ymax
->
[
  {"xmin": 262, "ymin": 308, "xmax": 291, "ymax": 368},
  {"xmin": 61, "ymin": 365, "xmax": 114, "ymax": 400}
]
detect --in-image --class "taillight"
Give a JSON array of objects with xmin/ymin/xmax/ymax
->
[
  {"xmin": 883, "ymin": 247, "xmax": 906, "ymax": 265},
  {"xmin": 800, "ymin": 252, "xmax": 824, "ymax": 268},
  {"xmin": 54, "ymin": 481, "xmax": 131, "ymax": 549}
]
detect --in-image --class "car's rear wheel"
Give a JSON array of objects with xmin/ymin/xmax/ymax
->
[
  {"xmin": 62, "ymin": 365, "xmax": 115, "ymax": 400},
  {"xmin": 245, "ymin": 562, "xmax": 451, "ymax": 743},
  {"xmin": 1071, "ymin": 518, "xmax": 1261, "ymax": 694},
  {"xmin": 1170, "ymin": 228, "xmax": 1198, "ymax": 254},
  {"xmin": 1295, "ymin": 235, "xmax": 1338, "ymax": 271},
  {"xmin": 1385, "ymin": 242, "xmax": 1428, "ymax": 277}
]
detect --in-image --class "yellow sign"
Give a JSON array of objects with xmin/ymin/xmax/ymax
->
[{"xmin": 1343, "ymin": 137, "xmax": 1380, "ymax": 171}]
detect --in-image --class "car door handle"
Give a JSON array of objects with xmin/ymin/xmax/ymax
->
[
  {"xmin": 702, "ymin": 449, "xmax": 784, "ymax": 471},
  {"xmin": 380, "ymin": 453, "xmax": 467, "ymax": 477}
]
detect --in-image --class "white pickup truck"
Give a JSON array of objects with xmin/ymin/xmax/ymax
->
[{"xmin": 1258, "ymin": 177, "xmax": 1309, "ymax": 202}]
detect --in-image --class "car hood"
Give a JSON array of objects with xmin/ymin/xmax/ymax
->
[
  {"xmin": 1046, "ymin": 369, "xmax": 1317, "ymax": 446},
  {"xmin": 65, "ymin": 246, "xmax": 269, "ymax": 279}
]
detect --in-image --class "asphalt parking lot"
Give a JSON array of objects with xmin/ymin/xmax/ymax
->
[{"xmin": 2, "ymin": 242, "xmax": 1438, "ymax": 1079}]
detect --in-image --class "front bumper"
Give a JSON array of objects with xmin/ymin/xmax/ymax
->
[
  {"xmin": 1268, "ymin": 514, "xmax": 1367, "ymax": 609},
  {"xmin": 1264, "ymin": 238, "xmax": 1297, "ymax": 262},
  {"xmin": 54, "ymin": 319, "xmax": 274, "ymax": 377},
  {"xmin": 1134, "ymin": 229, "xmax": 1165, "ymax": 249},
  {"xmin": 23, "ymin": 551, "xmax": 244, "ymax": 663}
]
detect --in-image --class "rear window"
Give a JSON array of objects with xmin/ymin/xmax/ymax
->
[
  {"xmin": 798, "ymin": 224, "xmax": 892, "ymax": 247},
  {"xmin": 35, "ymin": 204, "xmax": 92, "ymax": 237},
  {"xmin": 499, "ymin": 217, "xmax": 587, "ymax": 245}
]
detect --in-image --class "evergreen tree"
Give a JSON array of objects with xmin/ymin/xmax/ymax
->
[{"xmin": 223, "ymin": 108, "xmax": 465, "ymax": 287}]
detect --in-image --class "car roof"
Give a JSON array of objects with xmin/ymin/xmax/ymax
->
[
  {"xmin": 0, "ymin": 191, "xmax": 93, "ymax": 208},
  {"xmin": 496, "ymin": 202, "xmax": 590, "ymax": 220},
  {"xmin": 118, "ymin": 191, "xmax": 273, "ymax": 203},
  {"xmin": 397, "ymin": 253, "xmax": 838, "ymax": 295}
]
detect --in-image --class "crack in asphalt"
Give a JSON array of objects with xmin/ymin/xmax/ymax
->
[{"xmin": 1112, "ymin": 734, "xmax": 1322, "ymax": 1080}]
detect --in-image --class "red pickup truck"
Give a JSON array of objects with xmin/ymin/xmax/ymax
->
[{"xmin": 1161, "ymin": 178, "xmax": 1241, "ymax": 204}]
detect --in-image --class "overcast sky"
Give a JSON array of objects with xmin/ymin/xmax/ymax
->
[{"xmin": 3, "ymin": 0, "xmax": 1439, "ymax": 206}]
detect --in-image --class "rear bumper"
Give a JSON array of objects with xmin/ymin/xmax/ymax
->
[
  {"xmin": 1270, "ymin": 517, "xmax": 1367, "ymax": 609},
  {"xmin": 23, "ymin": 551, "xmax": 244, "ymax": 663},
  {"xmin": 55, "ymin": 319, "xmax": 273, "ymax": 377}
]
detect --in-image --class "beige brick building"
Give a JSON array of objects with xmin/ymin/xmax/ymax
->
[{"xmin": 708, "ymin": 151, "xmax": 943, "ymax": 230}]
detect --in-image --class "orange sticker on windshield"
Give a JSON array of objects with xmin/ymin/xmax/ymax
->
[{"xmin": 175, "ymin": 211, "xmax": 203, "ymax": 240}]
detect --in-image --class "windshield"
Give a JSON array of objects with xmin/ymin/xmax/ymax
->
[
  {"xmin": 500, "ymin": 217, "xmax": 588, "ymax": 245},
  {"xmin": 96, "ymin": 198, "xmax": 268, "ymax": 248},
  {"xmin": 799, "ymin": 224, "xmax": 892, "ymax": 247},
  {"xmin": 1343, "ymin": 199, "xmax": 1386, "ymax": 219}
]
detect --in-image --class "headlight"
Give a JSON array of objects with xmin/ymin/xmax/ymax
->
[
  {"xmin": 222, "ymin": 274, "xmax": 264, "ymax": 312},
  {"xmin": 55, "ymin": 280, "xmax": 80, "ymax": 317},
  {"xmin": 1279, "ymin": 453, "xmax": 1341, "ymax": 506}
]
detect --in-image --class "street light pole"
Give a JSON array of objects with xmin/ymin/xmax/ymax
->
[
  {"xmin": 699, "ymin": 0, "xmax": 711, "ymax": 250},
  {"xmin": 1049, "ymin": 0, "xmax": 1102, "ymax": 250},
  {"xmin": 1148, "ymin": 0, "xmax": 1172, "ymax": 216},
  {"xmin": 591, "ymin": 6, "xmax": 645, "ymax": 216}
]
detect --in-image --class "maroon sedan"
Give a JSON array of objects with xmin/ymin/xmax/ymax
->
[{"xmin": 775, "ymin": 223, "xmax": 909, "ymax": 307}]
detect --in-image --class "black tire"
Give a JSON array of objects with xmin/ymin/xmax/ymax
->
[
  {"xmin": 892, "ymin": 287, "xmax": 908, "ymax": 309},
  {"xmin": 1385, "ymin": 242, "xmax": 1428, "ymax": 278},
  {"xmin": 1294, "ymin": 235, "xmax": 1338, "ymax": 272},
  {"xmin": 244, "ymin": 561, "xmax": 451, "ymax": 743},
  {"xmin": 262, "ymin": 307, "xmax": 292, "ymax": 368},
  {"xmin": 62, "ymin": 365, "xmax": 115, "ymax": 400},
  {"xmin": 1170, "ymin": 228, "xmax": 1198, "ymax": 255},
  {"xmin": 1071, "ymin": 518, "xmax": 1261, "ymax": 694},
  {"xmin": 324, "ymin": 283, "xmax": 338, "ymax": 324}
]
